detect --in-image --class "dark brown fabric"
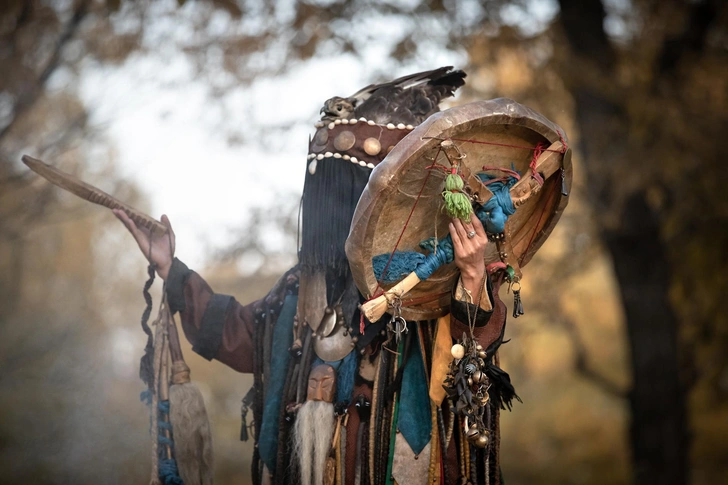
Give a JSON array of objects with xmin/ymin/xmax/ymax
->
[
  {"xmin": 450, "ymin": 277, "xmax": 506, "ymax": 350},
  {"xmin": 167, "ymin": 257, "xmax": 192, "ymax": 313},
  {"xmin": 194, "ymin": 293, "xmax": 234, "ymax": 360},
  {"xmin": 344, "ymin": 382, "xmax": 373, "ymax": 485},
  {"xmin": 173, "ymin": 271, "xmax": 260, "ymax": 372}
]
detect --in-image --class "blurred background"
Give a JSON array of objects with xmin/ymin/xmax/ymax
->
[{"xmin": 1, "ymin": 0, "xmax": 726, "ymax": 484}]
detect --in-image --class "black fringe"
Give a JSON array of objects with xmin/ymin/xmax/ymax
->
[
  {"xmin": 300, "ymin": 157, "xmax": 371, "ymax": 274},
  {"xmin": 485, "ymin": 362, "xmax": 522, "ymax": 411}
]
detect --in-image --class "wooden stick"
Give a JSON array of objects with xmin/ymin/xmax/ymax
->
[
  {"xmin": 361, "ymin": 273, "xmax": 421, "ymax": 322},
  {"xmin": 22, "ymin": 155, "xmax": 168, "ymax": 235},
  {"xmin": 149, "ymin": 310, "xmax": 165, "ymax": 485},
  {"xmin": 160, "ymin": 330, "xmax": 173, "ymax": 461},
  {"xmin": 167, "ymin": 307, "xmax": 191, "ymax": 385},
  {"xmin": 509, "ymin": 141, "xmax": 563, "ymax": 207}
]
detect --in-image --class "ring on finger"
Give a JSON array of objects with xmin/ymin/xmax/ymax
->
[{"xmin": 467, "ymin": 230, "xmax": 476, "ymax": 239}]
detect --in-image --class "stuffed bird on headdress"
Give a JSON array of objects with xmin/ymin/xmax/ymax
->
[{"xmin": 320, "ymin": 66, "xmax": 466, "ymax": 126}]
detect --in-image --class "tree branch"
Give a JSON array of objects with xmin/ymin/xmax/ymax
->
[
  {"xmin": 0, "ymin": 0, "xmax": 90, "ymax": 143},
  {"xmin": 558, "ymin": 0, "xmax": 615, "ymax": 69}
]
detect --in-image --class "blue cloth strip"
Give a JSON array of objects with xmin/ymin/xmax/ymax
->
[
  {"xmin": 258, "ymin": 294, "xmax": 297, "ymax": 472},
  {"xmin": 397, "ymin": 323, "xmax": 432, "ymax": 455}
]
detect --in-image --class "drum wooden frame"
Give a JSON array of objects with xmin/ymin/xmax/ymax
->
[{"xmin": 345, "ymin": 98, "xmax": 573, "ymax": 321}]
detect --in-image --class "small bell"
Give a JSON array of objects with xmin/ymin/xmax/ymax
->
[
  {"xmin": 472, "ymin": 370, "xmax": 483, "ymax": 383},
  {"xmin": 473, "ymin": 432, "xmax": 490, "ymax": 448}
]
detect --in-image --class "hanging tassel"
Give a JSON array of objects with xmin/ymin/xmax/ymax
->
[
  {"xmin": 561, "ymin": 167, "xmax": 569, "ymax": 197},
  {"xmin": 442, "ymin": 169, "xmax": 473, "ymax": 221},
  {"xmin": 166, "ymin": 301, "xmax": 215, "ymax": 485}
]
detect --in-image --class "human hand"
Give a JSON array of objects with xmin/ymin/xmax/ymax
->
[
  {"xmin": 449, "ymin": 213, "xmax": 487, "ymax": 296},
  {"xmin": 113, "ymin": 210, "xmax": 175, "ymax": 280}
]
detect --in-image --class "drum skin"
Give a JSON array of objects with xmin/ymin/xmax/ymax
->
[{"xmin": 346, "ymin": 98, "xmax": 573, "ymax": 321}]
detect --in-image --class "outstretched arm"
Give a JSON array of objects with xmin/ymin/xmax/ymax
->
[{"xmin": 113, "ymin": 209, "xmax": 287, "ymax": 373}]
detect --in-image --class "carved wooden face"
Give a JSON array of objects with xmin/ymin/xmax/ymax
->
[{"xmin": 306, "ymin": 364, "xmax": 336, "ymax": 403}]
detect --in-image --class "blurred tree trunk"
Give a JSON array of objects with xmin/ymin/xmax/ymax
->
[{"xmin": 557, "ymin": 0, "xmax": 689, "ymax": 483}]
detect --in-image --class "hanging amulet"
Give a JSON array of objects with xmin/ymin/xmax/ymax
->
[{"xmin": 451, "ymin": 344, "xmax": 465, "ymax": 359}]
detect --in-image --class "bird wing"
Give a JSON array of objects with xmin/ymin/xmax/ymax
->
[
  {"xmin": 353, "ymin": 67, "xmax": 466, "ymax": 125},
  {"xmin": 347, "ymin": 66, "xmax": 457, "ymax": 105}
]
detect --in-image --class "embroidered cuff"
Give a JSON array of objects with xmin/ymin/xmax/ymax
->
[
  {"xmin": 450, "ymin": 275, "xmax": 495, "ymax": 328},
  {"xmin": 166, "ymin": 258, "xmax": 192, "ymax": 314},
  {"xmin": 193, "ymin": 294, "xmax": 234, "ymax": 361}
]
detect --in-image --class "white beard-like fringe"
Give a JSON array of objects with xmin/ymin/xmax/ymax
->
[{"xmin": 293, "ymin": 400, "xmax": 335, "ymax": 485}]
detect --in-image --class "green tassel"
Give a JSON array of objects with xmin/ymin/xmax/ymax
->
[{"xmin": 442, "ymin": 173, "xmax": 473, "ymax": 221}]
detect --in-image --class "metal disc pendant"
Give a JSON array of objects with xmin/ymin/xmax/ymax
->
[
  {"xmin": 314, "ymin": 322, "xmax": 354, "ymax": 362},
  {"xmin": 320, "ymin": 307, "xmax": 338, "ymax": 337}
]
